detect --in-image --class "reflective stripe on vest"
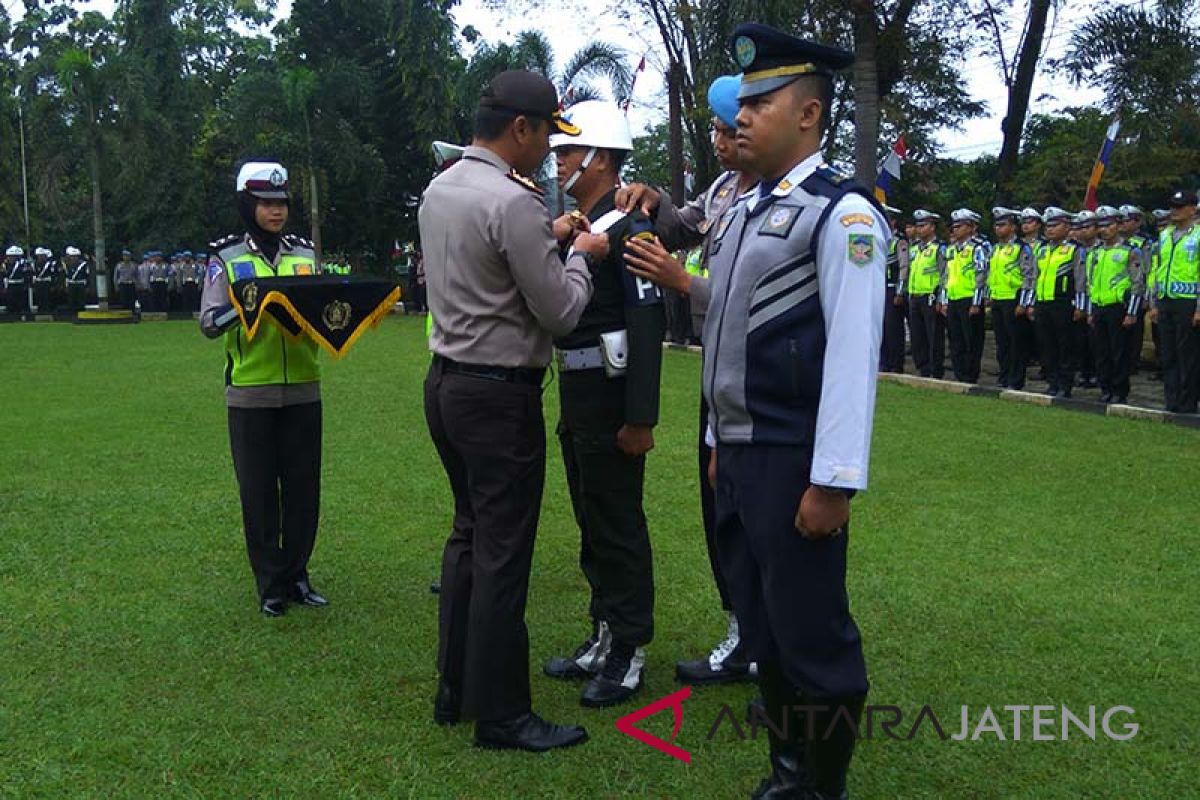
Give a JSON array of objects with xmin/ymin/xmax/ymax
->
[
  {"xmin": 988, "ymin": 242, "xmax": 1024, "ymax": 301},
  {"xmin": 946, "ymin": 243, "xmax": 979, "ymax": 301},
  {"xmin": 909, "ymin": 242, "xmax": 941, "ymax": 294},
  {"xmin": 1036, "ymin": 243, "xmax": 1076, "ymax": 302},
  {"xmin": 1156, "ymin": 225, "xmax": 1200, "ymax": 298},
  {"xmin": 1088, "ymin": 245, "xmax": 1132, "ymax": 307},
  {"xmin": 222, "ymin": 248, "xmax": 321, "ymax": 387}
]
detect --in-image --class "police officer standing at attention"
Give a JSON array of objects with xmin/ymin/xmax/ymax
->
[
  {"xmin": 200, "ymin": 160, "xmax": 329, "ymax": 617},
  {"xmin": 420, "ymin": 70, "xmax": 603, "ymax": 752},
  {"xmin": 136, "ymin": 251, "xmax": 153, "ymax": 310},
  {"xmin": 63, "ymin": 246, "xmax": 90, "ymax": 312},
  {"xmin": 706, "ymin": 24, "xmax": 886, "ymax": 799},
  {"xmin": 181, "ymin": 251, "xmax": 202, "ymax": 311},
  {"xmin": 1072, "ymin": 211, "xmax": 1100, "ymax": 390},
  {"xmin": 114, "ymin": 249, "xmax": 138, "ymax": 309},
  {"xmin": 540, "ymin": 101, "xmax": 665, "ymax": 708},
  {"xmin": 3, "ymin": 246, "xmax": 30, "ymax": 315},
  {"xmin": 942, "ymin": 209, "xmax": 988, "ymax": 383},
  {"xmin": 32, "ymin": 247, "xmax": 60, "ymax": 313},
  {"xmin": 149, "ymin": 251, "xmax": 171, "ymax": 312},
  {"xmin": 618, "ymin": 73, "xmax": 761, "ymax": 687},
  {"xmin": 1087, "ymin": 206, "xmax": 1144, "ymax": 404},
  {"xmin": 1020, "ymin": 207, "xmax": 1044, "ymax": 249},
  {"xmin": 903, "ymin": 209, "xmax": 947, "ymax": 378},
  {"xmin": 1149, "ymin": 189, "xmax": 1200, "ymax": 413},
  {"xmin": 988, "ymin": 208, "xmax": 1035, "ymax": 389},
  {"xmin": 1027, "ymin": 207, "xmax": 1085, "ymax": 397},
  {"xmin": 881, "ymin": 205, "xmax": 909, "ymax": 373}
]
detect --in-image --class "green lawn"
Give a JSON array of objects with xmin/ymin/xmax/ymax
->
[{"xmin": 1, "ymin": 316, "xmax": 1196, "ymax": 799}]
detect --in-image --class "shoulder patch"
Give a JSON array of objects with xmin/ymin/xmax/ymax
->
[
  {"xmin": 815, "ymin": 166, "xmax": 850, "ymax": 185},
  {"xmin": 840, "ymin": 212, "xmax": 874, "ymax": 228},
  {"xmin": 848, "ymin": 233, "xmax": 876, "ymax": 266},
  {"xmin": 284, "ymin": 234, "xmax": 313, "ymax": 249},
  {"xmin": 506, "ymin": 170, "xmax": 544, "ymax": 195}
]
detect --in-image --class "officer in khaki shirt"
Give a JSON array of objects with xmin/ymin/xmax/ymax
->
[{"xmin": 420, "ymin": 69, "xmax": 606, "ymax": 754}]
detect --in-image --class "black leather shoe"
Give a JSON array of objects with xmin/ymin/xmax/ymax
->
[
  {"xmin": 1114, "ymin": 396, "xmax": 1128, "ymax": 405},
  {"xmin": 433, "ymin": 681, "xmax": 460, "ymax": 726},
  {"xmin": 676, "ymin": 616, "xmax": 755, "ymax": 685},
  {"xmin": 581, "ymin": 642, "xmax": 644, "ymax": 708},
  {"xmin": 260, "ymin": 597, "xmax": 287, "ymax": 617},
  {"xmin": 1100, "ymin": 393, "xmax": 1114, "ymax": 404},
  {"xmin": 545, "ymin": 621, "xmax": 611, "ymax": 680},
  {"xmin": 474, "ymin": 712, "xmax": 588, "ymax": 752},
  {"xmin": 291, "ymin": 580, "xmax": 328, "ymax": 607},
  {"xmin": 430, "ymin": 580, "xmax": 441, "ymax": 594}
]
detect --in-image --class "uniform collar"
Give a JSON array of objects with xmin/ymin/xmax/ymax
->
[
  {"xmin": 747, "ymin": 151, "xmax": 824, "ymax": 212},
  {"xmin": 463, "ymin": 145, "xmax": 514, "ymax": 174}
]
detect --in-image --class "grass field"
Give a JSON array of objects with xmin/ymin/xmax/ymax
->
[{"xmin": 1, "ymin": 316, "xmax": 1197, "ymax": 799}]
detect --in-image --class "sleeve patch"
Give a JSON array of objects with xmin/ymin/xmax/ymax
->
[
  {"xmin": 848, "ymin": 234, "xmax": 875, "ymax": 267},
  {"xmin": 840, "ymin": 213, "xmax": 875, "ymax": 228}
]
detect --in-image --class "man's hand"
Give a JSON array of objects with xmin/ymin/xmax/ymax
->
[
  {"xmin": 969, "ymin": 304, "xmax": 981, "ymax": 316},
  {"xmin": 1122, "ymin": 314, "xmax": 1136, "ymax": 328},
  {"xmin": 1149, "ymin": 307, "xmax": 1159, "ymax": 324},
  {"xmin": 1015, "ymin": 305, "xmax": 1026, "ymax": 318},
  {"xmin": 617, "ymin": 424, "xmax": 655, "ymax": 457},
  {"xmin": 936, "ymin": 303, "xmax": 947, "ymax": 317},
  {"xmin": 624, "ymin": 237, "xmax": 691, "ymax": 294},
  {"xmin": 1073, "ymin": 309, "xmax": 1085, "ymax": 322},
  {"xmin": 614, "ymin": 183, "xmax": 662, "ymax": 216},
  {"xmin": 1193, "ymin": 311, "xmax": 1200, "ymax": 328},
  {"xmin": 893, "ymin": 293, "xmax": 905, "ymax": 307},
  {"xmin": 573, "ymin": 232, "xmax": 611, "ymax": 261},
  {"xmin": 1026, "ymin": 306, "xmax": 1036, "ymax": 322},
  {"xmin": 707, "ymin": 448, "xmax": 716, "ymax": 489},
  {"xmin": 553, "ymin": 212, "xmax": 590, "ymax": 245},
  {"xmin": 1087, "ymin": 313, "xmax": 1095, "ymax": 326},
  {"xmin": 795, "ymin": 486, "xmax": 849, "ymax": 539}
]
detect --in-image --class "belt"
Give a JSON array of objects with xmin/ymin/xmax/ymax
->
[
  {"xmin": 555, "ymin": 345, "xmax": 604, "ymax": 372},
  {"xmin": 435, "ymin": 355, "xmax": 544, "ymax": 386},
  {"xmin": 67, "ymin": 280, "xmax": 87, "ymax": 285}
]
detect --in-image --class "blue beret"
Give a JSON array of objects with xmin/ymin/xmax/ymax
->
[
  {"xmin": 708, "ymin": 74, "xmax": 742, "ymax": 129},
  {"xmin": 731, "ymin": 23, "xmax": 854, "ymax": 100}
]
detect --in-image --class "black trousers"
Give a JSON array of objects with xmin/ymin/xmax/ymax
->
[
  {"xmin": 118, "ymin": 283, "xmax": 136, "ymax": 309},
  {"xmin": 1076, "ymin": 317, "xmax": 1095, "ymax": 381},
  {"xmin": 151, "ymin": 283, "xmax": 168, "ymax": 311},
  {"xmin": 425, "ymin": 360, "xmax": 546, "ymax": 722},
  {"xmin": 991, "ymin": 300, "xmax": 1028, "ymax": 388},
  {"xmin": 183, "ymin": 282, "xmax": 200, "ymax": 311},
  {"xmin": 908, "ymin": 295, "xmax": 945, "ymax": 378},
  {"xmin": 1092, "ymin": 304, "xmax": 1134, "ymax": 400},
  {"xmin": 6, "ymin": 284, "xmax": 28, "ymax": 314},
  {"xmin": 880, "ymin": 287, "xmax": 907, "ymax": 373},
  {"xmin": 1035, "ymin": 300, "xmax": 1076, "ymax": 392},
  {"xmin": 33, "ymin": 282, "xmax": 52, "ymax": 312},
  {"xmin": 714, "ymin": 444, "xmax": 867, "ymax": 697},
  {"xmin": 557, "ymin": 370, "xmax": 654, "ymax": 647},
  {"xmin": 1158, "ymin": 298, "xmax": 1200, "ymax": 413},
  {"xmin": 68, "ymin": 284, "xmax": 86, "ymax": 311},
  {"xmin": 228, "ymin": 402, "xmax": 322, "ymax": 601},
  {"xmin": 946, "ymin": 298, "xmax": 983, "ymax": 383},
  {"xmin": 698, "ymin": 392, "xmax": 731, "ymax": 611}
]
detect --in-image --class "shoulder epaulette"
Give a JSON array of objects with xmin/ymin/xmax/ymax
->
[
  {"xmin": 209, "ymin": 233, "xmax": 242, "ymax": 252},
  {"xmin": 283, "ymin": 233, "xmax": 314, "ymax": 249},
  {"xmin": 814, "ymin": 166, "xmax": 850, "ymax": 185},
  {"xmin": 506, "ymin": 170, "xmax": 544, "ymax": 196}
]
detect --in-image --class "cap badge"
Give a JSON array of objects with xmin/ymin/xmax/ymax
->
[
  {"xmin": 269, "ymin": 169, "xmax": 285, "ymax": 187},
  {"xmin": 734, "ymin": 36, "xmax": 756, "ymax": 69}
]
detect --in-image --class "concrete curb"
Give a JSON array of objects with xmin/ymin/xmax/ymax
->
[{"xmin": 877, "ymin": 372, "xmax": 1199, "ymax": 429}]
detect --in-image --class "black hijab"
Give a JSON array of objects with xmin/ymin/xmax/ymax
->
[{"xmin": 238, "ymin": 191, "xmax": 286, "ymax": 263}]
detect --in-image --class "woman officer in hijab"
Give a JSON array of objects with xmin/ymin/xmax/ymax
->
[{"xmin": 198, "ymin": 161, "xmax": 328, "ymax": 617}]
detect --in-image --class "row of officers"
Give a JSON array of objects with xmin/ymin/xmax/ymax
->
[
  {"xmin": 2, "ymin": 246, "xmax": 356, "ymax": 315},
  {"xmin": 882, "ymin": 193, "xmax": 1200, "ymax": 412}
]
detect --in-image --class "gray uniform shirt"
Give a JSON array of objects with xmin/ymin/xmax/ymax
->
[
  {"xmin": 418, "ymin": 145, "xmax": 593, "ymax": 368},
  {"xmin": 653, "ymin": 170, "xmax": 747, "ymax": 337},
  {"xmin": 114, "ymin": 260, "xmax": 137, "ymax": 284}
]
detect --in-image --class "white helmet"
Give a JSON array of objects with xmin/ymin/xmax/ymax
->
[
  {"xmin": 65, "ymin": 245, "xmax": 82, "ymax": 256},
  {"xmin": 5, "ymin": 245, "xmax": 22, "ymax": 257},
  {"xmin": 549, "ymin": 101, "xmax": 633, "ymax": 151}
]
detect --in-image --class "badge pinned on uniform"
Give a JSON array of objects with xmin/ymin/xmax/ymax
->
[
  {"xmin": 734, "ymin": 35, "xmax": 756, "ymax": 68},
  {"xmin": 758, "ymin": 204, "xmax": 800, "ymax": 238},
  {"xmin": 840, "ymin": 213, "xmax": 874, "ymax": 228},
  {"xmin": 232, "ymin": 261, "xmax": 256, "ymax": 281},
  {"xmin": 848, "ymin": 234, "xmax": 875, "ymax": 267},
  {"xmin": 296, "ymin": 263, "xmax": 314, "ymax": 275},
  {"xmin": 698, "ymin": 218, "xmax": 713, "ymax": 235}
]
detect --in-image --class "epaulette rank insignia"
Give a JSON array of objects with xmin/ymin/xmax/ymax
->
[{"xmin": 507, "ymin": 170, "xmax": 544, "ymax": 195}]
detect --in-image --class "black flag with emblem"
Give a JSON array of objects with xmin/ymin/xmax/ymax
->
[{"xmin": 228, "ymin": 275, "xmax": 400, "ymax": 358}]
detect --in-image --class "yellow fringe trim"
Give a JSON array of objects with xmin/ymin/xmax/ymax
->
[{"xmin": 228, "ymin": 284, "xmax": 401, "ymax": 360}]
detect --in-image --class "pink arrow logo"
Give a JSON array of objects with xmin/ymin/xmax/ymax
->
[{"xmin": 615, "ymin": 686, "xmax": 692, "ymax": 763}]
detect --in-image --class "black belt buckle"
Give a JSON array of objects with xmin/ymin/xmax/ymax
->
[{"xmin": 438, "ymin": 356, "xmax": 544, "ymax": 386}]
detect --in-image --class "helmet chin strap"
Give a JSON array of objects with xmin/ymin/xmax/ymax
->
[{"xmin": 561, "ymin": 147, "xmax": 597, "ymax": 193}]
